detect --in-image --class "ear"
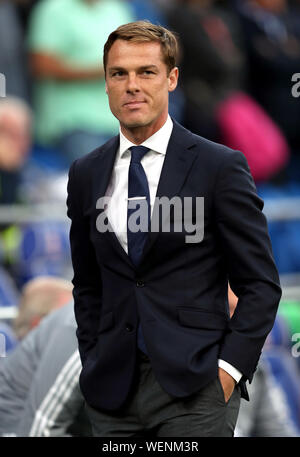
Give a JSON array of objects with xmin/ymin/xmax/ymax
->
[
  {"xmin": 105, "ymin": 82, "xmax": 108, "ymax": 94},
  {"xmin": 168, "ymin": 67, "xmax": 179, "ymax": 93}
]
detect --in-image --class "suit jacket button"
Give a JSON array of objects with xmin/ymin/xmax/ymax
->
[
  {"xmin": 136, "ymin": 280, "xmax": 145, "ymax": 287},
  {"xmin": 126, "ymin": 324, "xmax": 134, "ymax": 332}
]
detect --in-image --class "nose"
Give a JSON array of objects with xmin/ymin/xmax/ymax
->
[{"xmin": 126, "ymin": 72, "xmax": 140, "ymax": 94}]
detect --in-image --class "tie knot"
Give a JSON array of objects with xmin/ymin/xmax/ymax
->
[{"xmin": 130, "ymin": 146, "xmax": 150, "ymax": 164}]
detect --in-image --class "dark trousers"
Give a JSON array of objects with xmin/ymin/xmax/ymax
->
[{"xmin": 85, "ymin": 351, "xmax": 241, "ymax": 437}]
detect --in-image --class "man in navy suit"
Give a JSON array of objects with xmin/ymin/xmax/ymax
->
[{"xmin": 66, "ymin": 21, "xmax": 282, "ymax": 437}]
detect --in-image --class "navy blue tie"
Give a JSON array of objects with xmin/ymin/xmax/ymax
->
[{"xmin": 127, "ymin": 146, "xmax": 150, "ymax": 354}]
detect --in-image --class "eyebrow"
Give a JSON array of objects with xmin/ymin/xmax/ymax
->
[
  {"xmin": 139, "ymin": 65, "xmax": 159, "ymax": 71},
  {"xmin": 108, "ymin": 65, "xmax": 159, "ymax": 74}
]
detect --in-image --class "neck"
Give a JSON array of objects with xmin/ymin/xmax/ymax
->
[{"xmin": 120, "ymin": 113, "xmax": 168, "ymax": 145}]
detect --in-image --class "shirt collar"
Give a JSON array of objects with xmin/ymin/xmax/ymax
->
[{"xmin": 119, "ymin": 115, "xmax": 173, "ymax": 159}]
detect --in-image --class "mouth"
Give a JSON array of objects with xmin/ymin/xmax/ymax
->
[{"xmin": 123, "ymin": 101, "xmax": 146, "ymax": 109}]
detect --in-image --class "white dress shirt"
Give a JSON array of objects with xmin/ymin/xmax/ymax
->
[{"xmin": 105, "ymin": 114, "xmax": 242, "ymax": 384}]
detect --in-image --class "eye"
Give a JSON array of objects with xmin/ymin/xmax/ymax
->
[
  {"xmin": 112, "ymin": 71, "xmax": 124, "ymax": 77},
  {"xmin": 143, "ymin": 70, "xmax": 154, "ymax": 75}
]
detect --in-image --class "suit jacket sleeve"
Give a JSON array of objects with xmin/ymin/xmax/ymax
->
[
  {"xmin": 215, "ymin": 150, "xmax": 282, "ymax": 382},
  {"xmin": 67, "ymin": 160, "xmax": 102, "ymax": 365}
]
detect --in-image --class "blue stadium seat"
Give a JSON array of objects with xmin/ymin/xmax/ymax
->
[
  {"xmin": 265, "ymin": 314, "xmax": 292, "ymax": 351},
  {"xmin": 0, "ymin": 321, "xmax": 18, "ymax": 355},
  {"xmin": 129, "ymin": 0, "xmax": 166, "ymax": 25},
  {"xmin": 0, "ymin": 266, "xmax": 20, "ymax": 307},
  {"xmin": 262, "ymin": 348, "xmax": 300, "ymax": 435},
  {"xmin": 257, "ymin": 182, "xmax": 300, "ymax": 274},
  {"xmin": 14, "ymin": 222, "xmax": 72, "ymax": 286}
]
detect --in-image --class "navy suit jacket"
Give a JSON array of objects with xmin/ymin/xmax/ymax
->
[{"xmin": 67, "ymin": 119, "xmax": 281, "ymax": 411}]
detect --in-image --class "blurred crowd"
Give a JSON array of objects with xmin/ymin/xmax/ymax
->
[{"xmin": 0, "ymin": 0, "xmax": 300, "ymax": 437}]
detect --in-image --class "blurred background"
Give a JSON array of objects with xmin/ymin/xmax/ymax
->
[{"xmin": 0, "ymin": 0, "xmax": 300, "ymax": 437}]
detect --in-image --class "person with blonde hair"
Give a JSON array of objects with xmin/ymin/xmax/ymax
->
[{"xmin": 13, "ymin": 275, "xmax": 73, "ymax": 340}]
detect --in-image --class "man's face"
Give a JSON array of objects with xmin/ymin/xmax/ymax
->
[
  {"xmin": 105, "ymin": 39, "xmax": 178, "ymax": 134},
  {"xmin": 0, "ymin": 110, "xmax": 31, "ymax": 171}
]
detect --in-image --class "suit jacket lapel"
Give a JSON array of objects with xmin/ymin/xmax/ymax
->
[
  {"xmin": 95, "ymin": 135, "xmax": 134, "ymax": 268},
  {"xmin": 141, "ymin": 120, "xmax": 198, "ymax": 261}
]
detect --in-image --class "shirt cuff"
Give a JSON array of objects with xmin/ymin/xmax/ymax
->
[{"xmin": 218, "ymin": 359, "xmax": 242, "ymax": 384}]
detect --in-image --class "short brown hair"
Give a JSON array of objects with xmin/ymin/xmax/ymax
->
[{"xmin": 103, "ymin": 20, "xmax": 178, "ymax": 75}]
